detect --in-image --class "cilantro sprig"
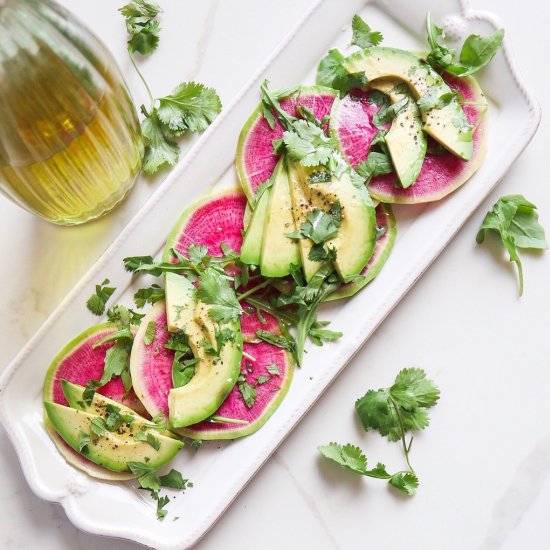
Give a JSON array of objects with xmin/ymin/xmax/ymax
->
[
  {"xmin": 426, "ymin": 12, "xmax": 504, "ymax": 76},
  {"xmin": 320, "ymin": 368, "xmax": 439, "ymax": 495},
  {"xmin": 476, "ymin": 195, "xmax": 547, "ymax": 296},
  {"xmin": 119, "ymin": 1, "xmax": 222, "ymax": 174}
]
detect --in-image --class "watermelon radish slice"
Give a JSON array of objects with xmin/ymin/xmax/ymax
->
[
  {"xmin": 163, "ymin": 187, "xmax": 247, "ymax": 261},
  {"xmin": 130, "ymin": 300, "xmax": 293, "ymax": 439},
  {"xmin": 178, "ymin": 340, "xmax": 292, "ymax": 440},
  {"xmin": 332, "ymin": 74, "xmax": 488, "ymax": 204},
  {"xmin": 327, "ymin": 203, "xmax": 396, "ymax": 301},
  {"xmin": 235, "ymin": 86, "xmax": 337, "ymax": 201},
  {"xmin": 43, "ymin": 323, "xmax": 143, "ymax": 412},
  {"xmin": 43, "ymin": 323, "xmax": 143, "ymax": 480}
]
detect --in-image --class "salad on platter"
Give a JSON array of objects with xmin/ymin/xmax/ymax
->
[{"xmin": 41, "ymin": 13, "xmax": 503, "ymax": 517}]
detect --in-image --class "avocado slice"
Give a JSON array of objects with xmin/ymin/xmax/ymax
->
[
  {"xmin": 44, "ymin": 401, "xmax": 183, "ymax": 472},
  {"xmin": 370, "ymin": 79, "xmax": 427, "ymax": 188},
  {"xmin": 60, "ymin": 380, "xmax": 177, "ymax": 439},
  {"xmin": 288, "ymin": 162, "xmax": 377, "ymax": 283},
  {"xmin": 260, "ymin": 159, "xmax": 301, "ymax": 277},
  {"xmin": 344, "ymin": 47, "xmax": 473, "ymax": 160},
  {"xmin": 287, "ymin": 162, "xmax": 324, "ymax": 281},
  {"xmin": 165, "ymin": 273, "xmax": 242, "ymax": 428},
  {"xmin": 240, "ymin": 189, "xmax": 270, "ymax": 266}
]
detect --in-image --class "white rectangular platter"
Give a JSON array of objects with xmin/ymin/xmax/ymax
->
[{"xmin": 0, "ymin": 0, "xmax": 540, "ymax": 548}]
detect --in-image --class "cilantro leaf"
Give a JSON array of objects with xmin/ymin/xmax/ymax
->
[
  {"xmin": 187, "ymin": 244, "xmax": 209, "ymax": 267},
  {"xmin": 134, "ymin": 284, "xmax": 165, "ymax": 308},
  {"xmin": 289, "ymin": 203, "xmax": 342, "ymax": 245},
  {"xmin": 78, "ymin": 431, "xmax": 90, "ymax": 453},
  {"xmin": 256, "ymin": 375, "xmax": 270, "ymax": 385},
  {"xmin": 319, "ymin": 442, "xmax": 368, "ymax": 475},
  {"xmin": 477, "ymin": 194, "xmax": 548, "ymax": 295},
  {"xmin": 90, "ymin": 417, "xmax": 107, "ymax": 437},
  {"xmin": 417, "ymin": 88, "xmax": 457, "ymax": 113},
  {"xmin": 350, "ymin": 15, "xmax": 383, "ymax": 49},
  {"xmin": 266, "ymin": 364, "xmax": 280, "ymax": 376},
  {"xmin": 156, "ymin": 82, "xmax": 222, "ymax": 135},
  {"xmin": 197, "ymin": 268, "xmax": 243, "ymax": 323},
  {"xmin": 99, "ymin": 340, "xmax": 130, "ymax": 386},
  {"xmin": 238, "ymin": 372, "xmax": 257, "ymax": 408},
  {"xmin": 86, "ymin": 278, "xmax": 116, "ymax": 316},
  {"xmin": 128, "ymin": 462, "xmax": 161, "ymax": 492},
  {"xmin": 388, "ymin": 472, "xmax": 419, "ymax": 496},
  {"xmin": 119, "ymin": 0, "xmax": 162, "ymax": 56},
  {"xmin": 141, "ymin": 112, "xmax": 180, "ymax": 174},
  {"xmin": 355, "ymin": 368, "xmax": 440, "ymax": 441},
  {"xmin": 135, "ymin": 431, "xmax": 161, "ymax": 451},
  {"xmin": 372, "ymin": 96, "xmax": 408, "ymax": 128},
  {"xmin": 426, "ymin": 12, "xmax": 504, "ymax": 76},
  {"xmin": 172, "ymin": 354, "xmax": 198, "ymax": 388},
  {"xmin": 316, "ymin": 49, "xmax": 368, "ymax": 98},
  {"xmin": 282, "ymin": 120, "xmax": 339, "ymax": 167},
  {"xmin": 156, "ymin": 495, "xmax": 170, "ymax": 520},
  {"xmin": 159, "ymin": 469, "xmax": 189, "ymax": 489}
]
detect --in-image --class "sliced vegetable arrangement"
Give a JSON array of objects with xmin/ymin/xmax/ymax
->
[{"xmin": 42, "ymin": 13, "xmax": 508, "ymax": 516}]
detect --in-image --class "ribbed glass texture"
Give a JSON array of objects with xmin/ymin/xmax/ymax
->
[{"xmin": 0, "ymin": 0, "xmax": 142, "ymax": 224}]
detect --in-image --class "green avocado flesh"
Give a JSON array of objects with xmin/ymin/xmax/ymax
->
[
  {"xmin": 344, "ymin": 47, "xmax": 473, "ymax": 160},
  {"xmin": 370, "ymin": 79, "xmax": 427, "ymax": 188},
  {"xmin": 44, "ymin": 401, "xmax": 183, "ymax": 472},
  {"xmin": 260, "ymin": 159, "xmax": 301, "ymax": 277},
  {"xmin": 165, "ymin": 272, "xmax": 243, "ymax": 428},
  {"xmin": 61, "ymin": 380, "xmax": 177, "ymax": 439},
  {"xmin": 240, "ymin": 187, "xmax": 270, "ymax": 266},
  {"xmin": 288, "ymin": 162, "xmax": 376, "ymax": 283}
]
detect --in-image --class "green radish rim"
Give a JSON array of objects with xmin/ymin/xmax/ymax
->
[{"xmin": 327, "ymin": 203, "xmax": 396, "ymax": 301}]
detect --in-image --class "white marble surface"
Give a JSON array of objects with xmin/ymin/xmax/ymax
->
[{"xmin": 1, "ymin": 0, "xmax": 549, "ymax": 548}]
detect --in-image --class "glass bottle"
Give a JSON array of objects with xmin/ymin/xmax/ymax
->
[{"xmin": 0, "ymin": 0, "xmax": 143, "ymax": 225}]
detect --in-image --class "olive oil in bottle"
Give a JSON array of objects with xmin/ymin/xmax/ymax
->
[{"xmin": 0, "ymin": 0, "xmax": 143, "ymax": 225}]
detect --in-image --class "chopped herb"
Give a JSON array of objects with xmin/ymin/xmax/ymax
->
[
  {"xmin": 238, "ymin": 372, "xmax": 257, "ymax": 408},
  {"xmin": 256, "ymin": 375, "xmax": 270, "ymax": 385},
  {"xmin": 144, "ymin": 321, "xmax": 156, "ymax": 345},
  {"xmin": 135, "ymin": 431, "xmax": 161, "ymax": 451},
  {"xmin": 266, "ymin": 364, "xmax": 280, "ymax": 376},
  {"xmin": 156, "ymin": 495, "xmax": 170, "ymax": 520},
  {"xmin": 90, "ymin": 417, "xmax": 107, "ymax": 437},
  {"xmin": 104, "ymin": 404, "xmax": 135, "ymax": 432},
  {"xmin": 86, "ymin": 278, "xmax": 116, "ymax": 316},
  {"xmin": 372, "ymin": 96, "xmax": 408, "ymax": 128},
  {"xmin": 134, "ymin": 284, "xmax": 165, "ymax": 308},
  {"xmin": 159, "ymin": 469, "xmax": 190, "ymax": 490},
  {"xmin": 77, "ymin": 431, "xmax": 90, "ymax": 453}
]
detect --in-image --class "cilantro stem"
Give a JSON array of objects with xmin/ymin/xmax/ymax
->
[
  {"xmin": 236, "ymin": 279, "xmax": 274, "ymax": 302},
  {"xmin": 260, "ymin": 81, "xmax": 295, "ymax": 130},
  {"xmin": 128, "ymin": 49, "xmax": 154, "ymax": 109},
  {"xmin": 389, "ymin": 395, "xmax": 415, "ymax": 474},
  {"xmin": 210, "ymin": 415, "xmax": 249, "ymax": 425}
]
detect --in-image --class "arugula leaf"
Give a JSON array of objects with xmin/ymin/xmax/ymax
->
[
  {"xmin": 259, "ymin": 80, "xmax": 297, "ymax": 130},
  {"xmin": 134, "ymin": 284, "xmax": 165, "ymax": 308},
  {"xmin": 308, "ymin": 321, "xmax": 343, "ymax": 346},
  {"xmin": 119, "ymin": 0, "xmax": 162, "ymax": 56},
  {"xmin": 197, "ymin": 268, "xmax": 243, "ymax": 323},
  {"xmin": 86, "ymin": 278, "xmax": 116, "ymax": 316},
  {"xmin": 156, "ymin": 82, "xmax": 222, "ymax": 135},
  {"xmin": 476, "ymin": 194, "xmax": 548, "ymax": 295},
  {"xmin": 82, "ymin": 380, "xmax": 101, "ymax": 406},
  {"xmin": 255, "ymin": 330, "xmax": 296, "ymax": 355},
  {"xmin": 355, "ymin": 151, "xmax": 393, "ymax": 181},
  {"xmin": 350, "ymin": 15, "xmax": 383, "ymax": 49},
  {"xmin": 143, "ymin": 321, "xmax": 156, "ymax": 346},
  {"xmin": 426, "ymin": 12, "xmax": 504, "ymax": 76}
]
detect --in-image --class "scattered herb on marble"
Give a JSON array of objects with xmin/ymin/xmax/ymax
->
[
  {"xmin": 476, "ymin": 194, "xmax": 548, "ymax": 296},
  {"xmin": 319, "ymin": 368, "xmax": 440, "ymax": 495},
  {"xmin": 119, "ymin": 0, "xmax": 222, "ymax": 174}
]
